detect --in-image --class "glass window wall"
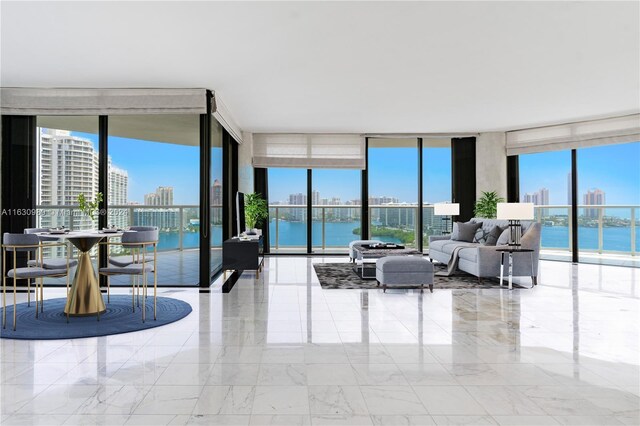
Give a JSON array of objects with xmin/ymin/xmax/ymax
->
[
  {"xmin": 368, "ymin": 138, "xmax": 419, "ymax": 248},
  {"xmin": 107, "ymin": 114, "xmax": 200, "ymax": 285},
  {"xmin": 268, "ymin": 168, "xmax": 308, "ymax": 251},
  {"xmin": 311, "ymin": 169, "xmax": 361, "ymax": 251}
]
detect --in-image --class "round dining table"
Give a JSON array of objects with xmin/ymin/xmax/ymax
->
[{"xmin": 38, "ymin": 230, "xmax": 123, "ymax": 317}]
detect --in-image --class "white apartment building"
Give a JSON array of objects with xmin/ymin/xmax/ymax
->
[{"xmin": 37, "ymin": 128, "xmax": 128, "ymax": 230}]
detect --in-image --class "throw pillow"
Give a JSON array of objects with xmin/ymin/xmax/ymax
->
[
  {"xmin": 496, "ymin": 227, "xmax": 511, "ymax": 246},
  {"xmin": 473, "ymin": 227, "xmax": 490, "ymax": 244},
  {"xmin": 485, "ymin": 225, "xmax": 507, "ymax": 246},
  {"xmin": 452, "ymin": 221, "xmax": 482, "ymax": 242}
]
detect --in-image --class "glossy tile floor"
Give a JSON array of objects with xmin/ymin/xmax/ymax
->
[{"xmin": 1, "ymin": 257, "xmax": 639, "ymax": 426}]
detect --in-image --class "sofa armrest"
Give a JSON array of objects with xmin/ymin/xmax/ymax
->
[{"xmin": 429, "ymin": 235, "xmax": 451, "ymax": 243}]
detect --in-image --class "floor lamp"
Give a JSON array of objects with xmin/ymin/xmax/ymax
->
[
  {"xmin": 497, "ymin": 203, "xmax": 534, "ymax": 247},
  {"xmin": 434, "ymin": 203, "xmax": 460, "ymax": 235}
]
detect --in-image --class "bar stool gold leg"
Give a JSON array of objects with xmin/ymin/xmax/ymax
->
[
  {"xmin": 107, "ymin": 276, "xmax": 110, "ymax": 303},
  {"xmin": 141, "ymin": 270, "xmax": 146, "ymax": 323},
  {"xmin": 2, "ymin": 257, "xmax": 6, "ymax": 329},
  {"xmin": 154, "ymin": 246, "xmax": 157, "ymax": 321},
  {"xmin": 40, "ymin": 278, "xmax": 44, "ymax": 313},
  {"xmin": 13, "ymin": 271, "xmax": 17, "ymax": 331}
]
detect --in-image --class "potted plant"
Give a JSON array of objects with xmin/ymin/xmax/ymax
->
[
  {"xmin": 78, "ymin": 192, "xmax": 103, "ymax": 221},
  {"xmin": 244, "ymin": 192, "xmax": 268, "ymax": 235},
  {"xmin": 473, "ymin": 191, "xmax": 504, "ymax": 219}
]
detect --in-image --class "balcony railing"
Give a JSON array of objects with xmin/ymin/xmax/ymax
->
[
  {"xmin": 35, "ymin": 204, "xmax": 638, "ymax": 257},
  {"xmin": 269, "ymin": 204, "xmax": 639, "ymax": 256},
  {"xmin": 534, "ymin": 205, "xmax": 638, "ymax": 255},
  {"xmin": 35, "ymin": 204, "xmax": 222, "ymax": 252},
  {"xmin": 269, "ymin": 204, "xmax": 447, "ymax": 250}
]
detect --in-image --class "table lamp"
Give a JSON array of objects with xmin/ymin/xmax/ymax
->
[
  {"xmin": 434, "ymin": 203, "xmax": 460, "ymax": 235},
  {"xmin": 496, "ymin": 202, "xmax": 534, "ymax": 247}
]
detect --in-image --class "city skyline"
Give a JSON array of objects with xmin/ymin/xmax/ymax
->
[
  {"xmin": 59, "ymin": 130, "xmax": 639, "ymax": 209},
  {"xmin": 520, "ymin": 143, "xmax": 640, "ymax": 206}
]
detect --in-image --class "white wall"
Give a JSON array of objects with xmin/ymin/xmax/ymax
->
[
  {"xmin": 475, "ymin": 132, "xmax": 507, "ymax": 200},
  {"xmin": 238, "ymin": 132, "xmax": 254, "ymax": 194}
]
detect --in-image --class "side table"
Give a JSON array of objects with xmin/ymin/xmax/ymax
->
[{"xmin": 496, "ymin": 248, "xmax": 535, "ymax": 290}]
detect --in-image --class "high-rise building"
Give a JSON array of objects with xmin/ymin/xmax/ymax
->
[
  {"xmin": 37, "ymin": 129, "xmax": 130, "ymax": 231},
  {"xmin": 288, "ymin": 192, "xmax": 306, "ymax": 205},
  {"xmin": 211, "ymin": 179, "xmax": 223, "ymax": 224},
  {"xmin": 145, "ymin": 186, "xmax": 174, "ymax": 206},
  {"xmin": 288, "ymin": 192, "xmax": 306, "ymax": 221},
  {"xmin": 523, "ymin": 188, "xmax": 549, "ymax": 206},
  {"xmin": 584, "ymin": 188, "xmax": 606, "ymax": 218},
  {"xmin": 108, "ymin": 160, "xmax": 129, "ymax": 229},
  {"xmin": 312, "ymin": 190, "xmax": 320, "ymax": 206}
]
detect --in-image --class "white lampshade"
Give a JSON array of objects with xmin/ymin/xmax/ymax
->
[
  {"xmin": 497, "ymin": 203, "xmax": 534, "ymax": 220},
  {"xmin": 434, "ymin": 203, "xmax": 460, "ymax": 216}
]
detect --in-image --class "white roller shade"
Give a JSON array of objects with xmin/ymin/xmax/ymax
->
[
  {"xmin": 252, "ymin": 134, "xmax": 365, "ymax": 169},
  {"xmin": 506, "ymin": 114, "xmax": 640, "ymax": 155},
  {"xmin": 0, "ymin": 87, "xmax": 207, "ymax": 115}
]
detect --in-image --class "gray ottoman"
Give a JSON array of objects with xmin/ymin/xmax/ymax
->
[{"xmin": 375, "ymin": 256, "xmax": 434, "ymax": 293}]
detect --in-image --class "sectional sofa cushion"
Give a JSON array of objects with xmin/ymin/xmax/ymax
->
[
  {"xmin": 485, "ymin": 225, "xmax": 507, "ymax": 246},
  {"xmin": 496, "ymin": 227, "xmax": 511, "ymax": 245},
  {"xmin": 452, "ymin": 221, "xmax": 482, "ymax": 242}
]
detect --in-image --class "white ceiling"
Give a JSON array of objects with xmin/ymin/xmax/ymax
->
[{"xmin": 2, "ymin": 1, "xmax": 639, "ymax": 134}]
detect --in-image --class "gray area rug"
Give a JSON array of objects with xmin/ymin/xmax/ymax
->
[{"xmin": 313, "ymin": 262, "xmax": 526, "ymax": 290}]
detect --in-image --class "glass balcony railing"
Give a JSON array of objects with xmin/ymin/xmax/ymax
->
[
  {"xmin": 536, "ymin": 205, "xmax": 638, "ymax": 256},
  {"xmin": 35, "ymin": 203, "xmax": 638, "ymax": 258},
  {"xmin": 35, "ymin": 204, "xmax": 214, "ymax": 252},
  {"xmin": 269, "ymin": 204, "xmax": 446, "ymax": 251},
  {"xmin": 267, "ymin": 204, "xmax": 638, "ymax": 259}
]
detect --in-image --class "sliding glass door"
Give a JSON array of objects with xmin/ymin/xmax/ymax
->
[
  {"xmin": 107, "ymin": 115, "xmax": 201, "ymax": 286},
  {"xmin": 577, "ymin": 142, "xmax": 639, "ymax": 264},
  {"xmin": 519, "ymin": 150, "xmax": 573, "ymax": 262},
  {"xmin": 268, "ymin": 168, "xmax": 308, "ymax": 251},
  {"xmin": 422, "ymin": 139, "xmax": 452, "ymax": 249},
  {"xmin": 311, "ymin": 169, "xmax": 361, "ymax": 252},
  {"xmin": 368, "ymin": 138, "xmax": 419, "ymax": 248}
]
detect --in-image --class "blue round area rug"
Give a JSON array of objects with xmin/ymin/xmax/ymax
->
[{"xmin": 0, "ymin": 295, "xmax": 192, "ymax": 340}]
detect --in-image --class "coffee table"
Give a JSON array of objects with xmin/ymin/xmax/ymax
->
[{"xmin": 352, "ymin": 244, "xmax": 422, "ymax": 279}]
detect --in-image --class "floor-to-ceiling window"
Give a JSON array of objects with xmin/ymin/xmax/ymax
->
[
  {"xmin": 311, "ymin": 169, "xmax": 361, "ymax": 252},
  {"xmin": 577, "ymin": 142, "xmax": 640, "ymax": 264},
  {"xmin": 211, "ymin": 119, "xmax": 224, "ymax": 274},
  {"xmin": 422, "ymin": 139, "xmax": 452, "ymax": 249},
  {"xmin": 107, "ymin": 115, "xmax": 200, "ymax": 285},
  {"xmin": 268, "ymin": 168, "xmax": 308, "ymax": 251},
  {"xmin": 519, "ymin": 150, "xmax": 573, "ymax": 261},
  {"xmin": 368, "ymin": 138, "xmax": 419, "ymax": 248}
]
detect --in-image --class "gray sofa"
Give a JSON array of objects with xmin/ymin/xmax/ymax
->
[{"xmin": 428, "ymin": 218, "xmax": 541, "ymax": 284}]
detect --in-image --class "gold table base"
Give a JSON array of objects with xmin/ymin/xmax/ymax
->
[{"xmin": 64, "ymin": 252, "xmax": 106, "ymax": 316}]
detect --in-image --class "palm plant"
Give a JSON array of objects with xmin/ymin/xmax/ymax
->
[
  {"xmin": 473, "ymin": 191, "xmax": 504, "ymax": 219},
  {"xmin": 244, "ymin": 192, "xmax": 269, "ymax": 230}
]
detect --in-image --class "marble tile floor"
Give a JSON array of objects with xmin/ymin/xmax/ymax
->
[{"xmin": 1, "ymin": 257, "xmax": 638, "ymax": 426}]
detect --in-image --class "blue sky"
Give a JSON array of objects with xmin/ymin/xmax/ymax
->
[
  {"xmin": 72, "ymin": 131, "xmax": 220, "ymax": 205},
  {"xmin": 520, "ymin": 142, "xmax": 640, "ymax": 205},
  {"xmin": 69, "ymin": 130, "xmax": 638, "ymax": 207},
  {"xmin": 268, "ymin": 147, "xmax": 452, "ymax": 204}
]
